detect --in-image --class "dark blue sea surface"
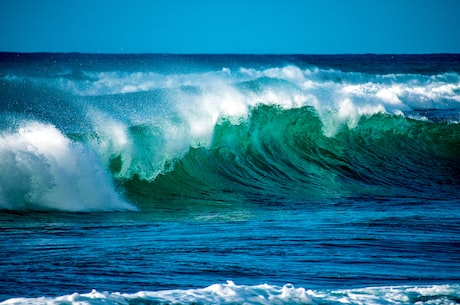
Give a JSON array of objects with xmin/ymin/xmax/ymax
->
[{"xmin": 1, "ymin": 53, "xmax": 460, "ymax": 304}]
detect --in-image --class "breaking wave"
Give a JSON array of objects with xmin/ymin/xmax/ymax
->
[
  {"xmin": 2, "ymin": 282, "xmax": 459, "ymax": 305},
  {"xmin": 1, "ymin": 54, "xmax": 460, "ymax": 211}
]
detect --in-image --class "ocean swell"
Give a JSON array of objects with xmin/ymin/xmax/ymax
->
[
  {"xmin": 1, "ymin": 55, "xmax": 460, "ymax": 211},
  {"xmin": 118, "ymin": 105, "xmax": 460, "ymax": 207}
]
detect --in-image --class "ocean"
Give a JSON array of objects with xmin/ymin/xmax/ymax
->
[{"xmin": 0, "ymin": 53, "xmax": 459, "ymax": 305}]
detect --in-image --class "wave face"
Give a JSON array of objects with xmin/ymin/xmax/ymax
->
[
  {"xmin": 2, "ymin": 282, "xmax": 460, "ymax": 305},
  {"xmin": 1, "ymin": 53, "xmax": 460, "ymax": 211}
]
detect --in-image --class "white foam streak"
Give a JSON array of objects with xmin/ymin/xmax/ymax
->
[
  {"xmin": 2, "ymin": 283, "xmax": 459, "ymax": 305},
  {"xmin": 0, "ymin": 122, "xmax": 136, "ymax": 212}
]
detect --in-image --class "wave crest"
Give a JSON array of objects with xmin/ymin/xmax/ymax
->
[{"xmin": 0, "ymin": 122, "xmax": 136, "ymax": 212}]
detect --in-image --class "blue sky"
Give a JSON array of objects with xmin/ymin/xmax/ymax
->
[{"xmin": 1, "ymin": 0, "xmax": 459, "ymax": 54}]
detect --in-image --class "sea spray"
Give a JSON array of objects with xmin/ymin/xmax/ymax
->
[{"xmin": 0, "ymin": 121, "xmax": 135, "ymax": 211}]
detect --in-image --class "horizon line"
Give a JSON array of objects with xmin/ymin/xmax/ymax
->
[{"xmin": 1, "ymin": 51, "xmax": 460, "ymax": 56}]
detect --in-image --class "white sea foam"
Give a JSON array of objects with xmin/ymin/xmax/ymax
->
[
  {"xmin": 55, "ymin": 65, "xmax": 458, "ymax": 178},
  {"xmin": 6, "ymin": 63, "xmax": 460, "ymax": 114},
  {"xmin": 2, "ymin": 282, "xmax": 459, "ymax": 305},
  {"xmin": 3, "ymin": 64, "xmax": 459, "ymax": 182},
  {"xmin": 0, "ymin": 121, "xmax": 136, "ymax": 212},
  {"xmin": 59, "ymin": 65, "xmax": 460, "ymax": 123},
  {"xmin": 7, "ymin": 64, "xmax": 460, "ymax": 125}
]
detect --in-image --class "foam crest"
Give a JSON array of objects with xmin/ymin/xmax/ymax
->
[
  {"xmin": 9, "ymin": 63, "xmax": 459, "ymax": 127},
  {"xmin": 63, "ymin": 64, "xmax": 459, "ymax": 180},
  {"xmin": 82, "ymin": 76, "xmax": 315, "ymax": 181},
  {"xmin": 0, "ymin": 121, "xmax": 136, "ymax": 211},
  {"xmin": 2, "ymin": 283, "xmax": 459, "ymax": 305},
  {"xmin": 232, "ymin": 67, "xmax": 460, "ymax": 136},
  {"xmin": 5, "ymin": 64, "xmax": 459, "ymax": 182},
  {"xmin": 5, "ymin": 62, "xmax": 460, "ymax": 113}
]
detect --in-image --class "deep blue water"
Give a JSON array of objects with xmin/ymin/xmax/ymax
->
[{"xmin": 0, "ymin": 53, "xmax": 460, "ymax": 304}]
